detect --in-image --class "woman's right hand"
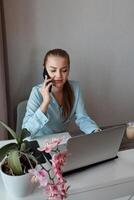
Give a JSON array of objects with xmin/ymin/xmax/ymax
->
[{"xmin": 39, "ymin": 76, "xmax": 53, "ymax": 112}]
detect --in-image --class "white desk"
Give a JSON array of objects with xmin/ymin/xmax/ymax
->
[
  {"xmin": 1, "ymin": 137, "xmax": 134, "ymax": 200},
  {"xmin": 114, "ymin": 196, "xmax": 133, "ymax": 200}
]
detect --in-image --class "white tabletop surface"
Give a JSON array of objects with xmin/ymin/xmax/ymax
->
[
  {"xmin": 114, "ymin": 195, "xmax": 134, "ymax": 200},
  {"xmin": 1, "ymin": 134, "xmax": 134, "ymax": 199},
  {"xmin": 114, "ymin": 196, "xmax": 132, "ymax": 200}
]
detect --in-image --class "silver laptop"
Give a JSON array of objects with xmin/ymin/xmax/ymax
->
[{"xmin": 62, "ymin": 124, "xmax": 126, "ymax": 173}]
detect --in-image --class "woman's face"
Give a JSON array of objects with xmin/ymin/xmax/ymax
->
[{"xmin": 45, "ymin": 55, "xmax": 69, "ymax": 89}]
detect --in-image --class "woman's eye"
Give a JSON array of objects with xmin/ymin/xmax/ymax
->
[
  {"xmin": 50, "ymin": 70, "xmax": 56, "ymax": 73},
  {"xmin": 62, "ymin": 70, "xmax": 68, "ymax": 73}
]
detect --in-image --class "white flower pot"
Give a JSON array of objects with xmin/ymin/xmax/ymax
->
[{"xmin": 0, "ymin": 164, "xmax": 35, "ymax": 197}]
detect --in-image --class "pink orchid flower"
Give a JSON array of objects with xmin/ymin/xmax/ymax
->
[
  {"xmin": 29, "ymin": 137, "xmax": 69, "ymax": 200},
  {"xmin": 51, "ymin": 151, "xmax": 68, "ymax": 182},
  {"xmin": 52, "ymin": 151, "xmax": 68, "ymax": 166},
  {"xmin": 29, "ymin": 169, "xmax": 47, "ymax": 187},
  {"xmin": 44, "ymin": 181, "xmax": 68, "ymax": 200},
  {"xmin": 38, "ymin": 138, "xmax": 62, "ymax": 153}
]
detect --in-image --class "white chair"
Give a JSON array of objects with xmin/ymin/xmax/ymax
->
[{"xmin": 16, "ymin": 100, "xmax": 27, "ymax": 133}]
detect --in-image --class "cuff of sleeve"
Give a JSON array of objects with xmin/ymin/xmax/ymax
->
[
  {"xmin": 35, "ymin": 108, "xmax": 49, "ymax": 126},
  {"xmin": 84, "ymin": 126, "xmax": 100, "ymax": 134},
  {"xmin": 91, "ymin": 128, "xmax": 102, "ymax": 133}
]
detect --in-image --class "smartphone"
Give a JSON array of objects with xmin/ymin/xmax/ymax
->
[{"xmin": 43, "ymin": 68, "xmax": 52, "ymax": 92}]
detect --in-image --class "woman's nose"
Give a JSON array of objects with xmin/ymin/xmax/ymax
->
[{"xmin": 56, "ymin": 71, "xmax": 62, "ymax": 78}]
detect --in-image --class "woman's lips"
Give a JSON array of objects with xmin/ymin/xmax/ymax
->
[{"xmin": 54, "ymin": 80, "xmax": 63, "ymax": 84}]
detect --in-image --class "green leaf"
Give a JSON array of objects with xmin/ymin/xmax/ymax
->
[
  {"xmin": 0, "ymin": 143, "xmax": 18, "ymax": 161},
  {"xmin": 21, "ymin": 140, "xmax": 34, "ymax": 153},
  {"xmin": 0, "ymin": 121, "xmax": 18, "ymax": 142},
  {"xmin": 16, "ymin": 129, "xmax": 30, "ymax": 145},
  {"xmin": 8, "ymin": 150, "xmax": 23, "ymax": 175},
  {"xmin": 20, "ymin": 142, "xmax": 26, "ymax": 152},
  {"xmin": 27, "ymin": 154, "xmax": 38, "ymax": 166}
]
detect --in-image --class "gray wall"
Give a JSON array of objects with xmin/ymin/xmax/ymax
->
[{"xmin": 3, "ymin": 0, "xmax": 134, "ymax": 129}]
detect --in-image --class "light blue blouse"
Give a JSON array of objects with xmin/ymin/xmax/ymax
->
[{"xmin": 22, "ymin": 80, "xmax": 99, "ymax": 137}]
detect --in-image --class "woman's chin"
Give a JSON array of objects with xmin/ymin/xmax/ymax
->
[{"xmin": 53, "ymin": 84, "xmax": 63, "ymax": 90}]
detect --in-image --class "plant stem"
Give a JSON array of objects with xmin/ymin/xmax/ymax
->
[
  {"xmin": 21, "ymin": 152, "xmax": 34, "ymax": 169},
  {"xmin": 40, "ymin": 164, "xmax": 55, "ymax": 183}
]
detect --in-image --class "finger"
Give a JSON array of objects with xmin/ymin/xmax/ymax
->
[
  {"xmin": 46, "ymin": 78, "xmax": 53, "ymax": 84},
  {"xmin": 45, "ymin": 82, "xmax": 53, "ymax": 92},
  {"xmin": 43, "ymin": 76, "xmax": 52, "ymax": 87}
]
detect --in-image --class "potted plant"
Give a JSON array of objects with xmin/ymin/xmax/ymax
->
[
  {"xmin": 0, "ymin": 121, "xmax": 70, "ymax": 200},
  {"xmin": 0, "ymin": 121, "xmax": 37, "ymax": 197}
]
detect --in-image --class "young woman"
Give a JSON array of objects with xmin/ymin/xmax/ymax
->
[{"xmin": 22, "ymin": 49, "xmax": 100, "ymax": 137}]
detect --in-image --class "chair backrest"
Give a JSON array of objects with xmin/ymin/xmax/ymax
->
[{"xmin": 16, "ymin": 100, "xmax": 27, "ymax": 133}]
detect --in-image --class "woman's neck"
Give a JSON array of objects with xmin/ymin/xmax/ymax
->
[
  {"xmin": 52, "ymin": 88, "xmax": 63, "ymax": 106},
  {"xmin": 52, "ymin": 86, "xmax": 63, "ymax": 94}
]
